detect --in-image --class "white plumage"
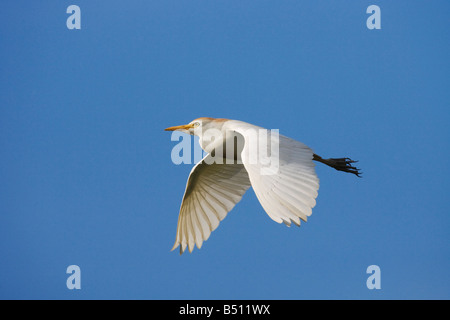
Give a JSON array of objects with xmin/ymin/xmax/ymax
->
[
  {"xmin": 173, "ymin": 154, "xmax": 251, "ymax": 253},
  {"xmin": 165, "ymin": 117, "xmax": 359, "ymax": 254}
]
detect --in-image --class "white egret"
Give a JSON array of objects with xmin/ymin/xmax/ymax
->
[{"xmin": 165, "ymin": 117, "xmax": 360, "ymax": 254}]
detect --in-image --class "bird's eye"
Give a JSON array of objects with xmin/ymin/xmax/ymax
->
[{"xmin": 193, "ymin": 122, "xmax": 200, "ymax": 127}]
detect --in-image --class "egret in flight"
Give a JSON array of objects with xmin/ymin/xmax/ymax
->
[{"xmin": 165, "ymin": 117, "xmax": 360, "ymax": 254}]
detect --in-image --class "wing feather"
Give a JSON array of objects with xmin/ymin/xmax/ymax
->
[
  {"xmin": 172, "ymin": 154, "xmax": 251, "ymax": 254},
  {"xmin": 225, "ymin": 120, "xmax": 320, "ymax": 227}
]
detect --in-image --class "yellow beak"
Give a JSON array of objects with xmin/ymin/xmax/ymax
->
[{"xmin": 164, "ymin": 123, "xmax": 194, "ymax": 131}]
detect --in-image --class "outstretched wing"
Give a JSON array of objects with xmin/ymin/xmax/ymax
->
[
  {"xmin": 172, "ymin": 154, "xmax": 251, "ymax": 254},
  {"xmin": 226, "ymin": 120, "xmax": 320, "ymax": 227}
]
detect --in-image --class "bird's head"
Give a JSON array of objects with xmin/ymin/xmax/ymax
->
[{"xmin": 164, "ymin": 117, "xmax": 228, "ymax": 136}]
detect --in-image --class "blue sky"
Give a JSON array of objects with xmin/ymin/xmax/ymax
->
[{"xmin": 0, "ymin": 1, "xmax": 449, "ymax": 299}]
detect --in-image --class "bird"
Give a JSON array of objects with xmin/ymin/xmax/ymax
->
[{"xmin": 165, "ymin": 117, "xmax": 360, "ymax": 254}]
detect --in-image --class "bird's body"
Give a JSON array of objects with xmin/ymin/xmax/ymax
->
[{"xmin": 165, "ymin": 117, "xmax": 360, "ymax": 254}]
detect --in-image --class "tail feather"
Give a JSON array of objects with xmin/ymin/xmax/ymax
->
[{"xmin": 313, "ymin": 154, "xmax": 362, "ymax": 177}]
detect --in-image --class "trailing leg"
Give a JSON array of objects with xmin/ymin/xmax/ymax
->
[{"xmin": 313, "ymin": 154, "xmax": 361, "ymax": 177}]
